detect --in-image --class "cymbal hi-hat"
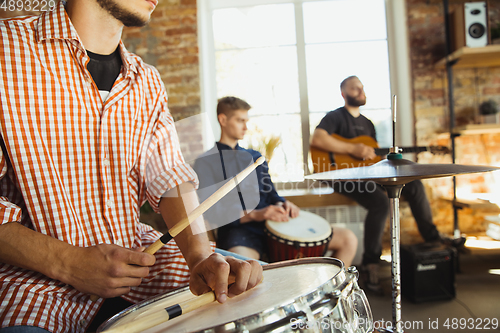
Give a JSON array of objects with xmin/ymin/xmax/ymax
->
[{"xmin": 305, "ymin": 158, "xmax": 500, "ymax": 185}]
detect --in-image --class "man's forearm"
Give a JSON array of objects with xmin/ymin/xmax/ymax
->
[
  {"xmin": 159, "ymin": 183, "xmax": 212, "ymax": 270},
  {"xmin": 0, "ymin": 222, "xmax": 74, "ymax": 282},
  {"xmin": 240, "ymin": 208, "xmax": 261, "ymax": 223}
]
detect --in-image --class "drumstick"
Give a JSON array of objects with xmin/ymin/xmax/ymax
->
[
  {"xmin": 103, "ymin": 276, "xmax": 265, "ymax": 333},
  {"xmin": 102, "ymin": 290, "xmax": 216, "ymax": 333},
  {"xmin": 145, "ymin": 155, "xmax": 265, "ymax": 255},
  {"xmin": 90, "ymin": 156, "xmax": 265, "ymax": 302}
]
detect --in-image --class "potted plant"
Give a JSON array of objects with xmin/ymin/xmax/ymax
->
[
  {"xmin": 491, "ymin": 23, "xmax": 500, "ymax": 44},
  {"xmin": 246, "ymin": 125, "xmax": 282, "ymax": 163},
  {"xmin": 479, "ymin": 99, "xmax": 499, "ymax": 124}
]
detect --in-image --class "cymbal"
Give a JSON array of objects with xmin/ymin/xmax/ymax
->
[{"xmin": 305, "ymin": 158, "xmax": 500, "ymax": 186}]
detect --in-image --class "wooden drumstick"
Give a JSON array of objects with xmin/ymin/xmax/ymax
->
[
  {"xmin": 145, "ymin": 155, "xmax": 265, "ymax": 255},
  {"xmin": 90, "ymin": 156, "xmax": 265, "ymax": 302},
  {"xmin": 102, "ymin": 291, "xmax": 216, "ymax": 333},
  {"xmin": 102, "ymin": 276, "xmax": 265, "ymax": 333}
]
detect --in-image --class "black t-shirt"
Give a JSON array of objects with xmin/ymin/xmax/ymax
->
[
  {"xmin": 86, "ymin": 47, "xmax": 122, "ymax": 96},
  {"xmin": 316, "ymin": 107, "xmax": 376, "ymax": 140}
]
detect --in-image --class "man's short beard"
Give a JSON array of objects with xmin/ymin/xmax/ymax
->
[
  {"xmin": 345, "ymin": 94, "xmax": 366, "ymax": 107},
  {"xmin": 96, "ymin": 0, "xmax": 149, "ymax": 27}
]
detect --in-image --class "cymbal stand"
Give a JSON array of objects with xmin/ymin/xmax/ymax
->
[
  {"xmin": 384, "ymin": 181, "xmax": 405, "ymax": 333},
  {"xmin": 380, "ymin": 96, "xmax": 405, "ymax": 333}
]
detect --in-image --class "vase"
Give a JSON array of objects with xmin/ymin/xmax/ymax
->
[{"xmin": 481, "ymin": 114, "xmax": 500, "ymax": 124}]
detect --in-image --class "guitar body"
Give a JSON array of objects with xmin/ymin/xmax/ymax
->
[{"xmin": 310, "ymin": 134, "xmax": 382, "ymax": 173}]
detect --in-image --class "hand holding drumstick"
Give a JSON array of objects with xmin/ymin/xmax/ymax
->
[
  {"xmin": 89, "ymin": 156, "xmax": 265, "ymax": 302},
  {"xmin": 102, "ymin": 274, "xmax": 264, "ymax": 333}
]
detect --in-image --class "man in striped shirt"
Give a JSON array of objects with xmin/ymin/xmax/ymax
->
[{"xmin": 0, "ymin": 0, "xmax": 263, "ymax": 332}]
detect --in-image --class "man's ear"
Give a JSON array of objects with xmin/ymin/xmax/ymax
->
[{"xmin": 218, "ymin": 113, "xmax": 227, "ymax": 126}]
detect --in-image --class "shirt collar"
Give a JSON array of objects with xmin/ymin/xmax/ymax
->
[
  {"xmin": 36, "ymin": 1, "xmax": 138, "ymax": 75},
  {"xmin": 36, "ymin": 1, "xmax": 80, "ymax": 43},
  {"xmin": 117, "ymin": 42, "xmax": 139, "ymax": 75},
  {"xmin": 216, "ymin": 142, "xmax": 242, "ymax": 151}
]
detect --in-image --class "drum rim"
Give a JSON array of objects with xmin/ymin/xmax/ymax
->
[
  {"xmin": 264, "ymin": 226, "xmax": 333, "ymax": 249},
  {"xmin": 265, "ymin": 211, "xmax": 333, "ymax": 242},
  {"xmin": 97, "ymin": 257, "xmax": 353, "ymax": 333}
]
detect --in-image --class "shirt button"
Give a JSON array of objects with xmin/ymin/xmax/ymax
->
[
  {"xmin": 103, "ymin": 159, "xmax": 110, "ymax": 167},
  {"xmin": 79, "ymin": 319, "xmax": 87, "ymax": 327},
  {"xmin": 106, "ymin": 200, "xmax": 113, "ymax": 208}
]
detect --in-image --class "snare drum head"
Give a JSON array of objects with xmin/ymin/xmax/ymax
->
[
  {"xmin": 98, "ymin": 258, "xmax": 344, "ymax": 333},
  {"xmin": 265, "ymin": 210, "xmax": 332, "ymax": 242}
]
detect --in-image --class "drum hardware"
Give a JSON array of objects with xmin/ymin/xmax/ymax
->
[
  {"xmin": 90, "ymin": 156, "xmax": 265, "ymax": 302},
  {"xmin": 306, "ymin": 95, "xmax": 500, "ymax": 333},
  {"xmin": 251, "ymin": 293, "xmax": 340, "ymax": 333},
  {"xmin": 97, "ymin": 257, "xmax": 374, "ymax": 333}
]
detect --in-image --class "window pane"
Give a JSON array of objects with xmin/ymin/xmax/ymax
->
[
  {"xmin": 209, "ymin": 0, "xmax": 393, "ymax": 182},
  {"xmin": 215, "ymin": 46, "xmax": 300, "ymax": 115},
  {"xmin": 363, "ymin": 109, "xmax": 392, "ymax": 148},
  {"xmin": 241, "ymin": 115, "xmax": 304, "ymax": 182},
  {"xmin": 303, "ymin": 0, "xmax": 387, "ymax": 44},
  {"xmin": 213, "ymin": 4, "xmax": 296, "ymax": 50},
  {"xmin": 306, "ymin": 41, "xmax": 391, "ymax": 112}
]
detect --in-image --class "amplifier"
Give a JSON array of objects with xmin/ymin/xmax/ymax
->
[{"xmin": 401, "ymin": 243, "xmax": 456, "ymax": 303}]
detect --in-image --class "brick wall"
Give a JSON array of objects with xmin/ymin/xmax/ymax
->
[
  {"xmin": 121, "ymin": 0, "xmax": 204, "ymax": 161},
  {"xmin": 122, "ymin": 0, "xmax": 201, "ymax": 122}
]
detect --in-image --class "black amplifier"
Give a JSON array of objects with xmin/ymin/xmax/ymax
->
[{"xmin": 401, "ymin": 243, "xmax": 456, "ymax": 303}]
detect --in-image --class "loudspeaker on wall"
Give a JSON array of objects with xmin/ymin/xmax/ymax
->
[{"xmin": 449, "ymin": 1, "xmax": 490, "ymax": 52}]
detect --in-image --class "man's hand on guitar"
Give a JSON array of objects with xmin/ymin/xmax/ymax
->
[{"xmin": 351, "ymin": 143, "xmax": 377, "ymax": 161}]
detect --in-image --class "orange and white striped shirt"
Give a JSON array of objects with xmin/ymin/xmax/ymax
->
[{"xmin": 0, "ymin": 2, "xmax": 202, "ymax": 332}]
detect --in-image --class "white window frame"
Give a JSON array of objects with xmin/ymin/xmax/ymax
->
[{"xmin": 197, "ymin": 0, "xmax": 413, "ymax": 182}]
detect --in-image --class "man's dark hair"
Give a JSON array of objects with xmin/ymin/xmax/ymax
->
[
  {"xmin": 340, "ymin": 75, "xmax": 359, "ymax": 91},
  {"xmin": 217, "ymin": 96, "xmax": 251, "ymax": 118}
]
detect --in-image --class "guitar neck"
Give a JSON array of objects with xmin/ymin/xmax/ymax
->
[
  {"xmin": 375, "ymin": 146, "xmax": 428, "ymax": 156},
  {"xmin": 310, "ymin": 134, "xmax": 450, "ymax": 173}
]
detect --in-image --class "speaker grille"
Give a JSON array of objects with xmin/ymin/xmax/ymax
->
[{"xmin": 469, "ymin": 23, "xmax": 486, "ymax": 39}]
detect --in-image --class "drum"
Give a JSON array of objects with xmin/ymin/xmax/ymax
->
[
  {"xmin": 265, "ymin": 210, "xmax": 333, "ymax": 262},
  {"xmin": 97, "ymin": 258, "xmax": 373, "ymax": 333}
]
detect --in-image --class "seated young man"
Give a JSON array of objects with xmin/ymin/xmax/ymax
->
[{"xmin": 193, "ymin": 96, "xmax": 358, "ymax": 266}]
